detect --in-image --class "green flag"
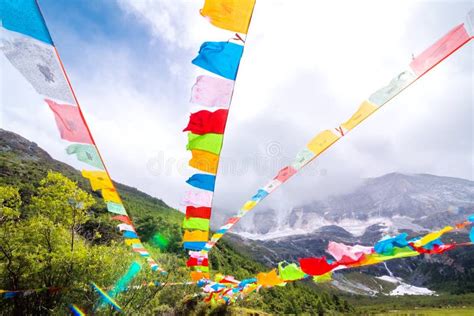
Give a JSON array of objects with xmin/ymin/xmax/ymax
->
[
  {"xmin": 183, "ymin": 217, "xmax": 210, "ymax": 231},
  {"xmin": 278, "ymin": 261, "xmax": 306, "ymax": 281},
  {"xmin": 107, "ymin": 202, "xmax": 127, "ymax": 215},
  {"xmin": 186, "ymin": 133, "xmax": 223, "ymax": 155},
  {"xmin": 66, "ymin": 144, "xmax": 104, "ymax": 169}
]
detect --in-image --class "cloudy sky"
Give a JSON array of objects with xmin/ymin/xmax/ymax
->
[{"xmin": 1, "ymin": 1, "xmax": 472, "ymax": 224}]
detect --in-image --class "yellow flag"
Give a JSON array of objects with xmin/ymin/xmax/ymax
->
[
  {"xmin": 124, "ymin": 239, "xmax": 141, "ymax": 246},
  {"xmin": 242, "ymin": 200, "xmax": 257, "ymax": 211},
  {"xmin": 102, "ymin": 188, "xmax": 122, "ymax": 204},
  {"xmin": 414, "ymin": 226, "xmax": 454, "ymax": 247},
  {"xmin": 341, "ymin": 100, "xmax": 378, "ymax": 131},
  {"xmin": 256, "ymin": 269, "xmax": 284, "ymax": 286},
  {"xmin": 183, "ymin": 230, "xmax": 209, "ymax": 242},
  {"xmin": 306, "ymin": 130, "xmax": 340, "ymax": 156},
  {"xmin": 191, "ymin": 271, "xmax": 210, "ymax": 281},
  {"xmin": 189, "ymin": 149, "xmax": 219, "ymax": 174},
  {"xmin": 81, "ymin": 170, "xmax": 113, "ymax": 191},
  {"xmin": 200, "ymin": 0, "xmax": 256, "ymax": 34}
]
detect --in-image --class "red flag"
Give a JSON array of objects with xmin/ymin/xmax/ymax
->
[
  {"xmin": 183, "ymin": 109, "xmax": 228, "ymax": 135},
  {"xmin": 186, "ymin": 257, "xmax": 209, "ymax": 267},
  {"xmin": 186, "ymin": 206, "xmax": 212, "ymax": 219},
  {"xmin": 45, "ymin": 99, "xmax": 93, "ymax": 144},
  {"xmin": 111, "ymin": 215, "xmax": 132, "ymax": 225},
  {"xmin": 274, "ymin": 166, "xmax": 297, "ymax": 183},
  {"xmin": 410, "ymin": 24, "xmax": 470, "ymax": 77},
  {"xmin": 299, "ymin": 257, "xmax": 338, "ymax": 276}
]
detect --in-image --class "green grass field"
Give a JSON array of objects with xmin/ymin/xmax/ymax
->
[{"xmin": 376, "ymin": 307, "xmax": 474, "ymax": 315}]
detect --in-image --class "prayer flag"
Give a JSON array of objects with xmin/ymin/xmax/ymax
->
[
  {"xmin": 186, "ymin": 173, "xmax": 216, "ymax": 192},
  {"xmin": 81, "ymin": 170, "xmax": 113, "ymax": 191},
  {"xmin": 191, "ymin": 75, "xmax": 234, "ymax": 108},
  {"xmin": 2, "ymin": 32, "xmax": 74, "ymax": 103},
  {"xmin": 186, "ymin": 206, "xmax": 212, "ymax": 219},
  {"xmin": 183, "ymin": 217, "xmax": 210, "ymax": 231},
  {"xmin": 66, "ymin": 144, "xmax": 104, "ymax": 169},
  {"xmin": 192, "ymin": 42, "xmax": 244, "ymax": 80},
  {"xmin": 189, "ymin": 149, "xmax": 219, "ymax": 174},
  {"xmin": 183, "ymin": 109, "xmax": 229, "ymax": 135},
  {"xmin": 410, "ymin": 24, "xmax": 470, "ymax": 76},
  {"xmin": 200, "ymin": 0, "xmax": 256, "ymax": 34},
  {"xmin": 46, "ymin": 99, "xmax": 92, "ymax": 144},
  {"xmin": 187, "ymin": 133, "xmax": 224, "ymax": 155}
]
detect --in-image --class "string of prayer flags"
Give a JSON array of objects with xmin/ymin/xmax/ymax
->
[
  {"xmin": 190, "ymin": 75, "xmax": 234, "ymax": 108},
  {"xmin": 208, "ymin": 217, "xmax": 473, "ymax": 305},
  {"xmin": 182, "ymin": 0, "xmax": 256, "ymax": 280},
  {"xmin": 1, "ymin": 0, "xmax": 164, "ymax": 273},
  {"xmin": 200, "ymin": 0, "xmax": 256, "ymax": 34},
  {"xmin": 200, "ymin": 12, "xmax": 474, "ymax": 254}
]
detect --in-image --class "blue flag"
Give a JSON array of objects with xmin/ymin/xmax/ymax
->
[{"xmin": 192, "ymin": 42, "xmax": 243, "ymax": 80}]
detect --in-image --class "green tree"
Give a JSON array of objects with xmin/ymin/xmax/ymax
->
[{"xmin": 0, "ymin": 172, "xmax": 134, "ymax": 314}]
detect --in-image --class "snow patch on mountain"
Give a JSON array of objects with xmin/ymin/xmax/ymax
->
[{"xmin": 376, "ymin": 276, "xmax": 435, "ymax": 296}]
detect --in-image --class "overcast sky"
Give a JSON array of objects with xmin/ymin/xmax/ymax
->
[{"xmin": 1, "ymin": 1, "xmax": 472, "ymax": 223}]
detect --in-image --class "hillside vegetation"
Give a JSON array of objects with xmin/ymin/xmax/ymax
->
[{"xmin": 0, "ymin": 129, "xmax": 353, "ymax": 314}]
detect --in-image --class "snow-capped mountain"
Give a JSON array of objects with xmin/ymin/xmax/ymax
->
[{"xmin": 232, "ymin": 173, "xmax": 473, "ymax": 240}]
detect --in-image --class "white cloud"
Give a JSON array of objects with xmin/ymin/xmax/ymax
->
[{"xmin": 1, "ymin": 0, "xmax": 472, "ymax": 224}]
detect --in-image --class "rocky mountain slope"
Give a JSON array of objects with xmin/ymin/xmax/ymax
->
[{"xmin": 233, "ymin": 172, "xmax": 473, "ymax": 239}]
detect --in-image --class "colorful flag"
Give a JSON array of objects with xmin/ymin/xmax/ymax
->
[
  {"xmin": 190, "ymin": 75, "xmax": 234, "ymax": 108},
  {"xmin": 81, "ymin": 170, "xmax": 113, "ymax": 191},
  {"xmin": 106, "ymin": 202, "xmax": 127, "ymax": 215},
  {"xmin": 192, "ymin": 42, "xmax": 244, "ymax": 80},
  {"xmin": 46, "ymin": 99, "xmax": 92, "ymax": 144},
  {"xmin": 368, "ymin": 71, "xmax": 415, "ymax": 106},
  {"xmin": 183, "ymin": 189, "xmax": 213, "ymax": 207},
  {"xmin": 189, "ymin": 149, "xmax": 219, "ymax": 174},
  {"xmin": 183, "ymin": 217, "xmax": 210, "ymax": 231},
  {"xmin": 183, "ymin": 109, "xmax": 229, "ymax": 135},
  {"xmin": 274, "ymin": 166, "xmax": 297, "ymax": 183},
  {"xmin": 200, "ymin": 0, "xmax": 256, "ymax": 34},
  {"xmin": 1, "ymin": 0, "xmax": 53, "ymax": 44},
  {"xmin": 410, "ymin": 24, "xmax": 470, "ymax": 76},
  {"xmin": 1, "ymin": 32, "xmax": 74, "ymax": 103},
  {"xmin": 183, "ymin": 230, "xmax": 209, "ymax": 242},
  {"xmin": 306, "ymin": 130, "xmax": 339, "ymax": 156},
  {"xmin": 101, "ymin": 188, "xmax": 122, "ymax": 204},
  {"xmin": 187, "ymin": 133, "xmax": 224, "ymax": 155},
  {"xmin": 186, "ymin": 174, "xmax": 216, "ymax": 192},
  {"xmin": 66, "ymin": 144, "xmax": 104, "ymax": 169},
  {"xmin": 186, "ymin": 206, "xmax": 212, "ymax": 219},
  {"xmin": 340, "ymin": 100, "xmax": 378, "ymax": 131}
]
